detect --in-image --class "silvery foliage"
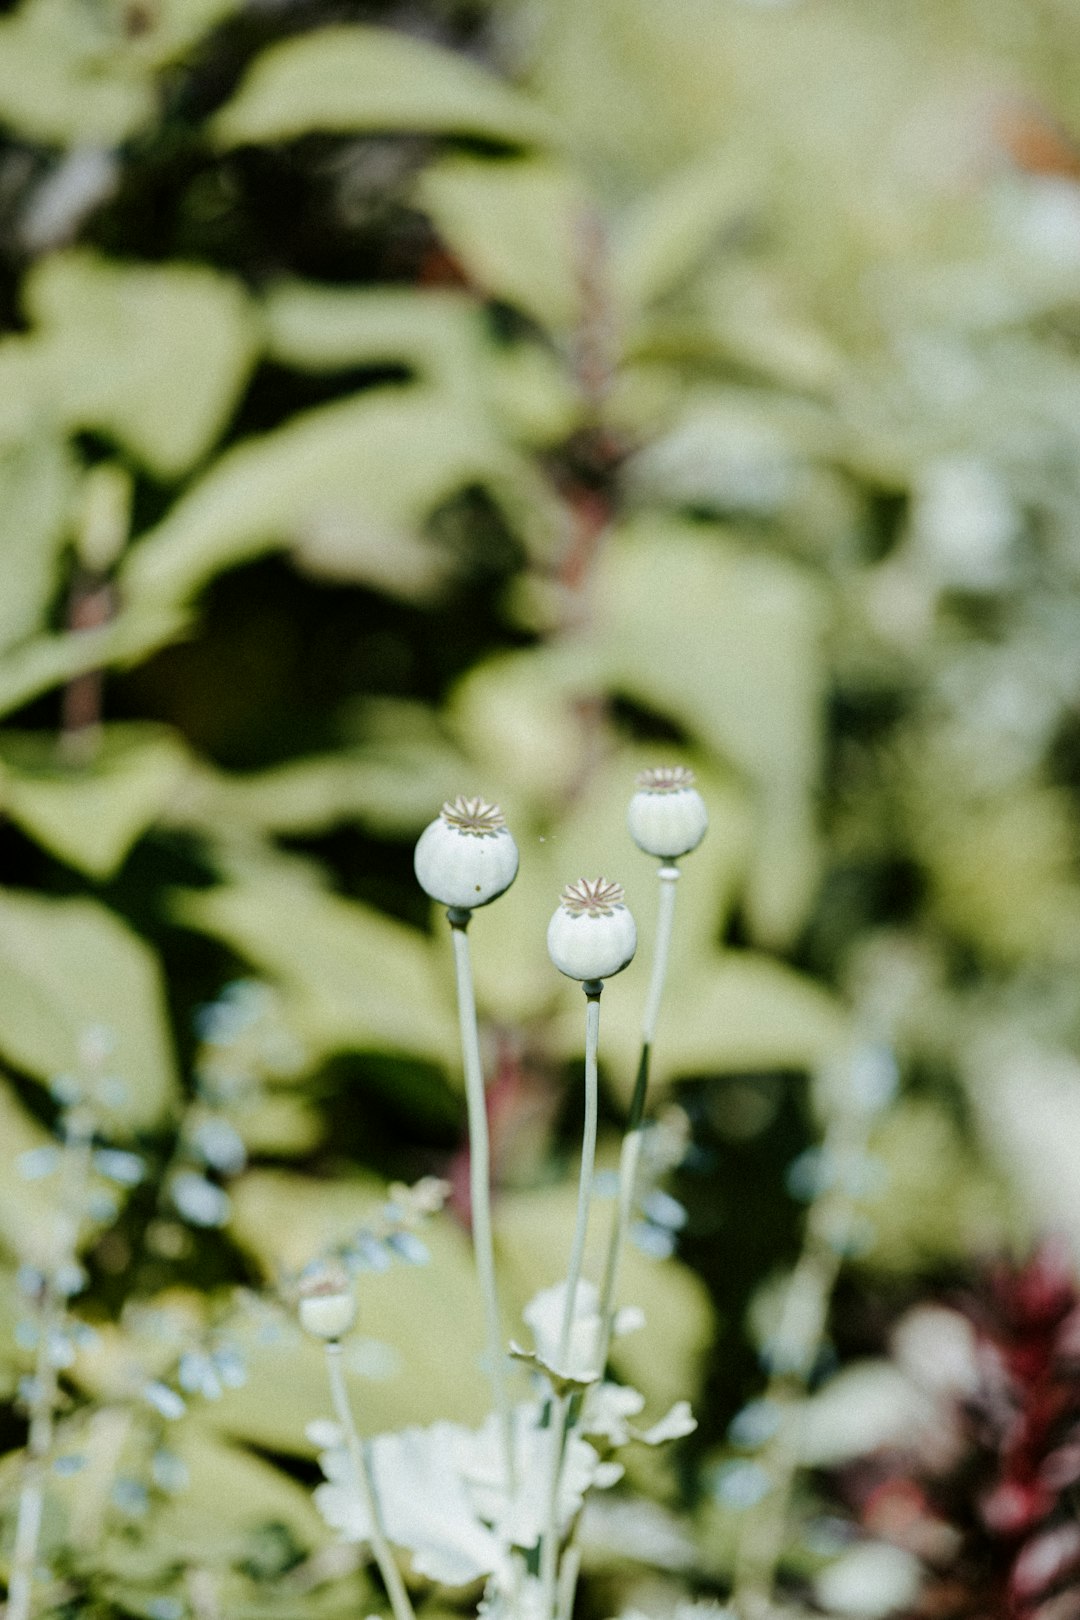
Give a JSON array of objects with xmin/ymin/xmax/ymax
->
[{"xmin": 310, "ymin": 1278, "xmax": 696, "ymax": 1602}]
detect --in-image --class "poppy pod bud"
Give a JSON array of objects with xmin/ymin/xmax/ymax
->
[
  {"xmin": 547, "ymin": 878, "xmax": 637, "ymax": 982},
  {"xmin": 414, "ymin": 796, "xmax": 519, "ymax": 911},
  {"xmin": 627, "ymin": 766, "xmax": 708, "ymax": 859},
  {"xmin": 298, "ymin": 1260, "xmax": 356, "ymax": 1342}
]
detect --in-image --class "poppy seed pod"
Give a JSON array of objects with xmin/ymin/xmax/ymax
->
[
  {"xmin": 414, "ymin": 796, "xmax": 519, "ymax": 910},
  {"xmin": 297, "ymin": 1260, "xmax": 356, "ymax": 1342},
  {"xmin": 628, "ymin": 766, "xmax": 708, "ymax": 859},
  {"xmin": 547, "ymin": 878, "xmax": 637, "ymax": 982}
]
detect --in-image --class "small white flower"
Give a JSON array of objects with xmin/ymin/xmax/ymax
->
[
  {"xmin": 547, "ymin": 879, "xmax": 637, "ymax": 982},
  {"xmin": 414, "ymin": 797, "xmax": 519, "ymax": 911},
  {"xmin": 627, "ymin": 767, "xmax": 708, "ymax": 859},
  {"xmin": 297, "ymin": 1260, "xmax": 356, "ymax": 1342}
]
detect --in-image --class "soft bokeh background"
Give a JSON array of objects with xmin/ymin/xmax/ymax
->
[{"xmin": 4, "ymin": 0, "xmax": 1080, "ymax": 1613}]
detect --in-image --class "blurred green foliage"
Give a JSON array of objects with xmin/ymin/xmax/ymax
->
[{"xmin": 3, "ymin": 0, "xmax": 1080, "ymax": 1611}]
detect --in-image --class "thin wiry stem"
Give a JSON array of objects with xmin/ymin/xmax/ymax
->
[
  {"xmin": 448, "ymin": 913, "xmax": 515, "ymax": 1495},
  {"xmin": 549, "ymin": 864, "xmax": 681, "ymax": 1620},
  {"xmin": 540, "ymin": 985, "xmax": 603, "ymax": 1620},
  {"xmin": 596, "ymin": 862, "xmax": 680, "ymax": 1366},
  {"xmin": 324, "ymin": 1343, "xmax": 416, "ymax": 1620},
  {"xmin": 557, "ymin": 988, "xmax": 602, "ymax": 1368}
]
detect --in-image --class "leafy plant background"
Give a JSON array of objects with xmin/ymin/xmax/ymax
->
[{"xmin": 2, "ymin": 0, "xmax": 1080, "ymax": 1613}]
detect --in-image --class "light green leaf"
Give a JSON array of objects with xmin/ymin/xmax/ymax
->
[
  {"xmin": 865, "ymin": 1098, "xmax": 1014, "ymax": 1274},
  {"xmin": 592, "ymin": 950, "xmax": 850, "ymax": 1107},
  {"xmin": 121, "ymin": 384, "xmax": 550, "ymax": 608},
  {"xmin": 0, "ymin": 0, "xmax": 242, "ymax": 145},
  {"xmin": 176, "ymin": 738, "xmax": 468, "ymax": 841},
  {"xmin": 219, "ymin": 1165, "xmax": 711, "ymax": 1447},
  {"xmin": 263, "ymin": 282, "xmax": 484, "ymax": 388},
  {"xmin": 212, "ymin": 25, "xmax": 552, "ymax": 148},
  {"xmin": 485, "ymin": 339, "xmax": 581, "ymax": 445},
  {"xmin": 235, "ymin": 1092, "xmax": 324, "ymax": 1157},
  {"xmin": 0, "ymin": 890, "xmax": 178, "ymax": 1126},
  {"xmin": 595, "ymin": 517, "xmax": 825, "ymax": 795},
  {"xmin": 0, "ymin": 0, "xmax": 153, "ymax": 145},
  {"xmin": 23, "ymin": 252, "xmax": 257, "ymax": 477},
  {"xmin": 131, "ymin": 1426, "xmax": 328, "ymax": 1563},
  {"xmin": 264, "ymin": 282, "xmax": 579, "ymax": 445},
  {"xmin": 0, "ymin": 601, "xmax": 191, "ymax": 721},
  {"xmin": 0, "ymin": 434, "xmax": 77, "ymax": 655},
  {"xmin": 218, "ymin": 1171, "xmax": 493, "ymax": 1442},
  {"xmin": 0, "ymin": 723, "xmax": 190, "ymax": 878},
  {"xmin": 172, "ymin": 860, "xmax": 456, "ymax": 1066},
  {"xmin": 417, "ymin": 155, "xmax": 586, "ymax": 331},
  {"xmin": 591, "ymin": 517, "xmax": 827, "ymax": 946},
  {"xmin": 613, "ymin": 146, "xmax": 759, "ymax": 315},
  {"xmin": 0, "ymin": 1077, "xmax": 62, "ymax": 1264}
]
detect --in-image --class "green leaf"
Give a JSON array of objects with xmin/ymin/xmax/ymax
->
[
  {"xmin": 217, "ymin": 1170, "xmax": 494, "ymax": 1442},
  {"xmin": 126, "ymin": 1426, "xmax": 327, "ymax": 1563},
  {"xmin": 177, "ymin": 739, "xmax": 468, "ymax": 842},
  {"xmin": 0, "ymin": 0, "xmax": 153, "ymax": 145},
  {"xmin": 417, "ymin": 155, "xmax": 586, "ymax": 330},
  {"xmin": 613, "ymin": 146, "xmax": 759, "ymax": 315},
  {"xmin": 211, "ymin": 25, "xmax": 552, "ymax": 148},
  {"xmin": 121, "ymin": 384, "xmax": 553, "ymax": 608},
  {"xmin": 172, "ymin": 858, "xmax": 457, "ymax": 1067},
  {"xmin": 0, "ymin": 601, "xmax": 191, "ymax": 722},
  {"xmin": 0, "ymin": 723, "xmax": 190, "ymax": 878},
  {"xmin": 0, "ymin": 0, "xmax": 242, "ymax": 145},
  {"xmin": 23, "ymin": 252, "xmax": 258, "ymax": 477},
  {"xmin": 0, "ymin": 1076, "xmax": 64, "ymax": 1263},
  {"xmin": 263, "ymin": 282, "xmax": 484, "ymax": 388},
  {"xmin": 0, "ymin": 434, "xmax": 77, "ymax": 655},
  {"xmin": 591, "ymin": 517, "xmax": 828, "ymax": 946},
  {"xmin": 594, "ymin": 950, "xmax": 850, "ymax": 1106},
  {"xmin": 865, "ymin": 1098, "xmax": 1014, "ymax": 1274},
  {"xmin": 0, "ymin": 890, "xmax": 178, "ymax": 1126}
]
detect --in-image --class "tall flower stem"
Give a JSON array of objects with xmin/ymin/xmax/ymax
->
[
  {"xmin": 324, "ymin": 1342, "xmax": 416, "ymax": 1620},
  {"xmin": 557, "ymin": 985, "xmax": 602, "ymax": 1367},
  {"xmin": 447, "ymin": 909, "xmax": 515, "ymax": 1496},
  {"xmin": 540, "ymin": 982, "xmax": 603, "ymax": 1620},
  {"xmin": 596, "ymin": 862, "xmax": 680, "ymax": 1366}
]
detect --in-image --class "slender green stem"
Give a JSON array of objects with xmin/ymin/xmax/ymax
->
[
  {"xmin": 447, "ymin": 913, "xmax": 515, "ymax": 1495},
  {"xmin": 538, "ymin": 1392, "xmax": 570, "ymax": 1618},
  {"xmin": 597, "ymin": 862, "xmax": 680, "ymax": 1365},
  {"xmin": 642, "ymin": 864, "xmax": 680, "ymax": 1051},
  {"xmin": 540, "ymin": 985, "xmax": 603, "ymax": 1620},
  {"xmin": 324, "ymin": 1343, "xmax": 416, "ymax": 1620},
  {"xmin": 547, "ymin": 865, "xmax": 681, "ymax": 1620},
  {"xmin": 557, "ymin": 987, "xmax": 602, "ymax": 1367}
]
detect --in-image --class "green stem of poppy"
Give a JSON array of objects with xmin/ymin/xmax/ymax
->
[
  {"xmin": 541, "ymin": 983, "xmax": 603, "ymax": 1620},
  {"xmin": 447, "ymin": 910, "xmax": 515, "ymax": 1498},
  {"xmin": 596, "ymin": 862, "xmax": 680, "ymax": 1366},
  {"xmin": 324, "ymin": 1343, "xmax": 416, "ymax": 1620}
]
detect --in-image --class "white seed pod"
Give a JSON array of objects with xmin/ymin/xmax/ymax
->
[
  {"xmin": 547, "ymin": 879, "xmax": 637, "ymax": 982},
  {"xmin": 414, "ymin": 796, "xmax": 519, "ymax": 910},
  {"xmin": 297, "ymin": 1260, "xmax": 356, "ymax": 1342},
  {"xmin": 627, "ymin": 766, "xmax": 708, "ymax": 859}
]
